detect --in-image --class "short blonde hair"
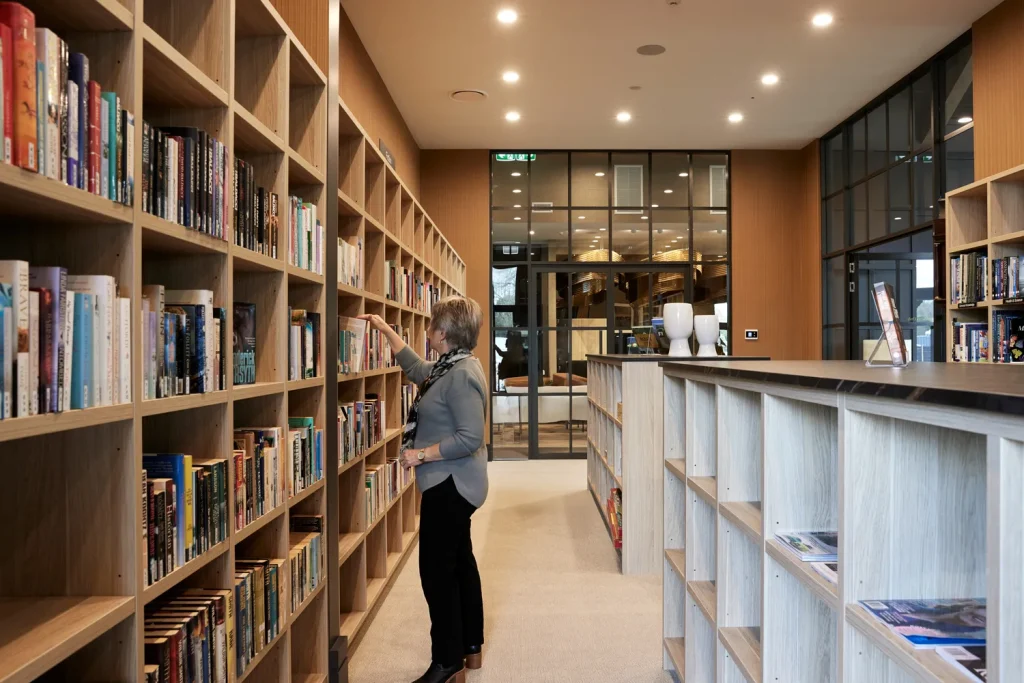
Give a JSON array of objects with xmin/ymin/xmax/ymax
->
[{"xmin": 429, "ymin": 296, "xmax": 482, "ymax": 350}]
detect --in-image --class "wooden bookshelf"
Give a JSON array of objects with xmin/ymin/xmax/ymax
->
[
  {"xmin": 945, "ymin": 161, "xmax": 1024, "ymax": 363},
  {"xmin": 660, "ymin": 360, "xmax": 1023, "ymax": 682},
  {"xmin": 0, "ymin": 0, "xmax": 465, "ymax": 681}
]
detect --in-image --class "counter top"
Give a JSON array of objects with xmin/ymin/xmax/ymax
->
[
  {"xmin": 660, "ymin": 360, "xmax": 1024, "ymax": 415},
  {"xmin": 588, "ymin": 354, "xmax": 770, "ymax": 364}
]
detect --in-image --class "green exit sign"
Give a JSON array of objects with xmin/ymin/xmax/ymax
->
[{"xmin": 495, "ymin": 153, "xmax": 536, "ymax": 162}]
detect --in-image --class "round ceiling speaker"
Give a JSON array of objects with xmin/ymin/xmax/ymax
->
[
  {"xmin": 450, "ymin": 89, "xmax": 488, "ymax": 102},
  {"xmin": 636, "ymin": 44, "xmax": 666, "ymax": 56}
]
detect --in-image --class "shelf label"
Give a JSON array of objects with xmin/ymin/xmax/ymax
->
[
  {"xmin": 958, "ymin": 302, "xmax": 978, "ymax": 309},
  {"xmin": 1002, "ymin": 297, "xmax": 1024, "ymax": 305},
  {"xmin": 379, "ymin": 139, "xmax": 395, "ymax": 169}
]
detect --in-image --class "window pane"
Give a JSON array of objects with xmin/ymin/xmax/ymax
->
[
  {"xmin": 572, "ymin": 210, "xmax": 609, "ymax": 261},
  {"xmin": 852, "ymin": 183, "xmax": 868, "ymax": 245},
  {"xmin": 693, "ymin": 211, "xmax": 728, "ymax": 262},
  {"xmin": 825, "ymin": 134, "xmax": 844, "ymax": 195},
  {"xmin": 944, "ymin": 128, "xmax": 975, "ymax": 194},
  {"xmin": 889, "ymin": 161, "xmax": 911, "ymax": 231},
  {"xmin": 612, "ymin": 211, "xmax": 650, "ymax": 261},
  {"xmin": 889, "ymin": 87, "xmax": 911, "ymax": 158},
  {"xmin": 649, "ymin": 210, "xmax": 687, "ymax": 261},
  {"xmin": 530, "ymin": 209, "xmax": 569, "ymax": 262},
  {"xmin": 531, "ymin": 153, "xmax": 568, "ymax": 207},
  {"xmin": 867, "ymin": 104, "xmax": 887, "ymax": 174},
  {"xmin": 826, "ymin": 194, "xmax": 845, "ymax": 253},
  {"xmin": 944, "ymin": 42, "xmax": 973, "ymax": 135},
  {"xmin": 913, "ymin": 154, "xmax": 935, "ymax": 226},
  {"xmin": 912, "ymin": 74, "xmax": 933, "ymax": 149},
  {"xmin": 613, "ymin": 272, "xmax": 653, "ymax": 330},
  {"xmin": 825, "ymin": 255, "xmax": 846, "ymax": 325},
  {"xmin": 851, "ymin": 117, "xmax": 866, "ymax": 181},
  {"xmin": 869, "ymin": 173, "xmax": 886, "ymax": 240},
  {"xmin": 823, "ymin": 327, "xmax": 847, "ymax": 360},
  {"xmin": 693, "ymin": 265, "xmax": 728, "ymax": 354},
  {"xmin": 570, "ymin": 152, "xmax": 609, "ymax": 207},
  {"xmin": 692, "ymin": 154, "xmax": 729, "ymax": 208},
  {"xmin": 492, "ymin": 158, "xmax": 528, "ymax": 207},
  {"xmin": 652, "ymin": 153, "xmax": 691, "ymax": 207},
  {"xmin": 492, "ymin": 208, "xmax": 528, "ymax": 245},
  {"xmin": 611, "ymin": 152, "xmax": 649, "ymax": 210}
]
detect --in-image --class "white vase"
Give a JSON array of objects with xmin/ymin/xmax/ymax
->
[
  {"xmin": 663, "ymin": 303, "xmax": 693, "ymax": 356},
  {"xmin": 694, "ymin": 315, "xmax": 719, "ymax": 357}
]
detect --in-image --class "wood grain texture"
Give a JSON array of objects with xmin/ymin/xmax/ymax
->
[
  {"xmin": 719, "ymin": 627, "xmax": 762, "ymax": 683},
  {"xmin": 686, "ymin": 590, "xmax": 717, "ymax": 683},
  {"xmin": 973, "ymin": 0, "xmax": 1024, "ymax": 179},
  {"xmin": 718, "ymin": 517, "xmax": 761, "ymax": 629},
  {"xmin": 686, "ymin": 380, "xmax": 717, "ymax": 476},
  {"xmin": 269, "ymin": 0, "xmax": 329, "ymax": 73},
  {"xmin": 717, "ymin": 386, "xmax": 762, "ymax": 504},
  {"xmin": 730, "ymin": 146, "xmax": 820, "ymax": 361},
  {"xmin": 988, "ymin": 436, "xmax": 1024, "ymax": 682},
  {"xmin": 720, "ymin": 502, "xmax": 762, "ymax": 544},
  {"xmin": 664, "ymin": 637, "xmax": 686, "ymax": 676},
  {"xmin": 764, "ymin": 539, "xmax": 838, "ymax": 611},
  {"xmin": 621, "ymin": 363, "xmax": 665, "ymax": 575},
  {"xmin": 665, "ymin": 555, "xmax": 687, "ymax": 670}
]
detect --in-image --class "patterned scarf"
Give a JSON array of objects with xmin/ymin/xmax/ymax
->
[{"xmin": 402, "ymin": 347, "xmax": 473, "ymax": 453}]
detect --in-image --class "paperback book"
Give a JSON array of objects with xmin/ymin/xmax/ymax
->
[
  {"xmin": 233, "ymin": 302, "xmax": 256, "ymax": 386},
  {"xmin": 775, "ymin": 531, "xmax": 838, "ymax": 562},
  {"xmin": 810, "ymin": 561, "xmax": 837, "ymax": 585},
  {"xmin": 937, "ymin": 645, "xmax": 986, "ymax": 681},
  {"xmin": 859, "ymin": 599, "xmax": 986, "ymax": 649}
]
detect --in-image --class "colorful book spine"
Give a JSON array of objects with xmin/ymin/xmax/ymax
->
[
  {"xmin": 0, "ymin": 2, "xmax": 36, "ymax": 170},
  {"xmin": 0, "ymin": 22, "xmax": 10, "ymax": 163},
  {"xmin": 101, "ymin": 91, "xmax": 116, "ymax": 201},
  {"xmin": 69, "ymin": 51, "xmax": 87, "ymax": 189},
  {"xmin": 70, "ymin": 291, "xmax": 91, "ymax": 409},
  {"xmin": 99, "ymin": 94, "xmax": 109, "ymax": 199}
]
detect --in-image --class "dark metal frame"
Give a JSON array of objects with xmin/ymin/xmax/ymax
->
[{"xmin": 488, "ymin": 150, "xmax": 732, "ymax": 459}]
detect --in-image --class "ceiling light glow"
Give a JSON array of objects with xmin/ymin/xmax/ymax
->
[
  {"xmin": 664, "ymin": 189, "xmax": 673, "ymax": 194},
  {"xmin": 958, "ymin": 116, "xmax": 973, "ymax": 125},
  {"xmin": 728, "ymin": 112, "xmax": 744, "ymax": 123},
  {"xmin": 513, "ymin": 204, "xmax": 521, "ymax": 208},
  {"xmin": 511, "ymin": 172, "xmax": 521, "ymax": 177},
  {"xmin": 595, "ymin": 172, "xmax": 606, "ymax": 177},
  {"xmin": 761, "ymin": 73, "xmax": 780, "ymax": 86},
  {"xmin": 497, "ymin": 8, "xmax": 518, "ymax": 24},
  {"xmin": 505, "ymin": 111, "xmax": 521, "ymax": 122},
  {"xmin": 616, "ymin": 111, "xmax": 632, "ymax": 123},
  {"xmin": 578, "ymin": 215, "xmax": 586, "ymax": 219},
  {"xmin": 514, "ymin": 217, "xmax": 521, "ymax": 220},
  {"xmin": 812, "ymin": 12, "xmax": 833, "ymax": 27},
  {"xmin": 502, "ymin": 71, "xmax": 520, "ymax": 83},
  {"xmin": 678, "ymin": 173, "xmax": 688, "ymax": 178},
  {"xmin": 512, "ymin": 189, "xmax": 521, "ymax": 193}
]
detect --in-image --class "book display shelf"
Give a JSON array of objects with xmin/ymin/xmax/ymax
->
[
  {"xmin": 661, "ymin": 360, "xmax": 1024, "ymax": 683},
  {"xmin": 946, "ymin": 161, "xmax": 1024, "ymax": 363},
  {"xmin": 0, "ymin": 0, "xmax": 466, "ymax": 681}
]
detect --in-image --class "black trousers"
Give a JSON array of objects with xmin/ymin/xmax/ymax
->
[{"xmin": 418, "ymin": 476, "xmax": 484, "ymax": 667}]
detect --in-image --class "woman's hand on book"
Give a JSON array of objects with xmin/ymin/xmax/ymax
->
[{"xmin": 357, "ymin": 313, "xmax": 388, "ymax": 332}]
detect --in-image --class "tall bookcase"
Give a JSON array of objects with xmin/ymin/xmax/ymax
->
[
  {"xmin": 946, "ymin": 160, "xmax": 1024, "ymax": 362},
  {"xmin": 0, "ymin": 0, "xmax": 466, "ymax": 681}
]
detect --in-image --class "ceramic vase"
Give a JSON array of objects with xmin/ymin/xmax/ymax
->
[
  {"xmin": 663, "ymin": 303, "xmax": 693, "ymax": 357},
  {"xmin": 694, "ymin": 315, "xmax": 719, "ymax": 357}
]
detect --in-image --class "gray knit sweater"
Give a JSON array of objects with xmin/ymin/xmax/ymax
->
[{"xmin": 396, "ymin": 347, "xmax": 489, "ymax": 508}]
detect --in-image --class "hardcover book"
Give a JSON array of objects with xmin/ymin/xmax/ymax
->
[
  {"xmin": 0, "ymin": 2, "xmax": 36, "ymax": 170},
  {"xmin": 775, "ymin": 531, "xmax": 838, "ymax": 562},
  {"xmin": 233, "ymin": 302, "xmax": 256, "ymax": 386},
  {"xmin": 0, "ymin": 22, "xmax": 11, "ymax": 163},
  {"xmin": 860, "ymin": 599, "xmax": 986, "ymax": 649}
]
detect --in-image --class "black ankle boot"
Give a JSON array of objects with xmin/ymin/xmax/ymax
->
[
  {"xmin": 464, "ymin": 645, "xmax": 482, "ymax": 669},
  {"xmin": 412, "ymin": 661, "xmax": 465, "ymax": 683}
]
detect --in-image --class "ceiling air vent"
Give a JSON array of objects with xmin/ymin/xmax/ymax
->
[{"xmin": 449, "ymin": 90, "xmax": 487, "ymax": 102}]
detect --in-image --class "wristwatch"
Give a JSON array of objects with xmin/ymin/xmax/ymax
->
[{"xmin": 417, "ymin": 449, "xmax": 426, "ymax": 462}]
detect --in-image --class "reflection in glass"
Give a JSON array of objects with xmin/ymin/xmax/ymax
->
[
  {"xmin": 912, "ymin": 74, "xmax": 933, "ymax": 149},
  {"xmin": 532, "ymin": 153, "xmax": 569, "ymax": 207},
  {"xmin": 851, "ymin": 117, "xmax": 866, "ymax": 180},
  {"xmin": 867, "ymin": 104, "xmax": 886, "ymax": 173},
  {"xmin": 570, "ymin": 152, "xmax": 609, "ymax": 207},
  {"xmin": 945, "ymin": 129, "xmax": 974, "ymax": 194},
  {"xmin": 824, "ymin": 256, "xmax": 845, "ymax": 325},
  {"xmin": 825, "ymin": 134, "xmax": 844, "ymax": 195},
  {"xmin": 693, "ymin": 211, "xmax": 728, "ymax": 261},
  {"xmin": 532, "ymin": 271, "xmax": 571, "ymax": 328},
  {"xmin": 491, "ymin": 395, "xmax": 529, "ymax": 459},
  {"xmin": 492, "ymin": 158, "xmax": 528, "ymax": 207},
  {"xmin": 693, "ymin": 265, "xmax": 728, "ymax": 353},
  {"xmin": 869, "ymin": 173, "xmax": 886, "ymax": 240},
  {"xmin": 693, "ymin": 154, "xmax": 729, "ymax": 208},
  {"xmin": 889, "ymin": 161, "xmax": 911, "ymax": 230},
  {"xmin": 889, "ymin": 87, "xmax": 911, "ymax": 157},
  {"xmin": 612, "ymin": 211, "xmax": 650, "ymax": 261},
  {"xmin": 492, "ymin": 208, "xmax": 528, "ymax": 245},
  {"xmin": 529, "ymin": 209, "xmax": 569, "ymax": 262},
  {"xmin": 653, "ymin": 153, "xmax": 691, "ymax": 207},
  {"xmin": 852, "ymin": 183, "xmax": 868, "ymax": 245},
  {"xmin": 572, "ymin": 211, "xmax": 609, "ymax": 261},
  {"xmin": 649, "ymin": 210, "xmax": 688, "ymax": 261},
  {"xmin": 913, "ymin": 154, "xmax": 935, "ymax": 226},
  {"xmin": 826, "ymin": 194, "xmax": 845, "ymax": 253},
  {"xmin": 492, "ymin": 265, "xmax": 527, "ymax": 328},
  {"xmin": 944, "ymin": 42, "xmax": 973, "ymax": 135},
  {"xmin": 611, "ymin": 152, "xmax": 649, "ymax": 210},
  {"xmin": 493, "ymin": 328, "xmax": 530, "ymax": 389},
  {"xmin": 823, "ymin": 327, "xmax": 846, "ymax": 360}
]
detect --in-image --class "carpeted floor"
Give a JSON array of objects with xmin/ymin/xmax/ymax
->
[{"xmin": 349, "ymin": 460, "xmax": 672, "ymax": 683}]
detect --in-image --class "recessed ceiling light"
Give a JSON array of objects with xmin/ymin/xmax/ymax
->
[
  {"xmin": 641, "ymin": 216, "xmax": 648, "ymax": 220},
  {"xmin": 616, "ymin": 111, "xmax": 632, "ymax": 123},
  {"xmin": 664, "ymin": 189, "xmax": 673, "ymax": 194},
  {"xmin": 595, "ymin": 172, "xmax": 606, "ymax": 177},
  {"xmin": 578, "ymin": 215, "xmax": 586, "ymax": 219},
  {"xmin": 512, "ymin": 189, "xmax": 521, "ymax": 193},
  {"xmin": 505, "ymin": 111, "xmax": 521, "ymax": 122},
  {"xmin": 497, "ymin": 8, "xmax": 518, "ymax": 24},
  {"xmin": 502, "ymin": 71, "xmax": 520, "ymax": 83},
  {"xmin": 894, "ymin": 216, "xmax": 902, "ymax": 221},
  {"xmin": 530, "ymin": 230, "xmax": 535, "ymax": 235},
  {"xmin": 511, "ymin": 172, "xmax": 521, "ymax": 177},
  {"xmin": 652, "ymin": 204, "xmax": 659, "ymax": 208},
  {"xmin": 513, "ymin": 204, "xmax": 521, "ymax": 208},
  {"xmin": 812, "ymin": 12, "xmax": 833, "ymax": 27},
  {"xmin": 761, "ymin": 73, "xmax": 780, "ymax": 86},
  {"xmin": 599, "ymin": 228, "xmax": 607, "ymax": 231},
  {"xmin": 514, "ymin": 217, "xmax": 521, "ymax": 220},
  {"xmin": 958, "ymin": 116, "xmax": 973, "ymax": 124},
  {"xmin": 678, "ymin": 173, "xmax": 688, "ymax": 178},
  {"xmin": 728, "ymin": 112, "xmax": 744, "ymax": 123}
]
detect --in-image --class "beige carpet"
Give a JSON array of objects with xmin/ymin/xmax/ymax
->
[{"xmin": 349, "ymin": 460, "xmax": 672, "ymax": 683}]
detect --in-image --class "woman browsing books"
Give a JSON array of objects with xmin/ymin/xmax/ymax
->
[{"xmin": 359, "ymin": 296, "xmax": 488, "ymax": 683}]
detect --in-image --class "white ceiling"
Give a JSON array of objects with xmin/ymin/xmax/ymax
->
[{"xmin": 341, "ymin": 0, "xmax": 999, "ymax": 150}]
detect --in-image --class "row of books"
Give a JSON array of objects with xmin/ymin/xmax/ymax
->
[
  {"xmin": 142, "ymin": 123, "xmax": 228, "ymax": 239},
  {"xmin": 144, "ymin": 587, "xmax": 232, "ymax": 683},
  {"xmin": 952, "ymin": 321, "xmax": 988, "ymax": 363},
  {"xmin": 0, "ymin": 263, "xmax": 130, "ymax": 419},
  {"xmin": 288, "ymin": 417, "xmax": 324, "ymax": 498},
  {"xmin": 235, "ymin": 557, "xmax": 285, "ymax": 677},
  {"xmin": 233, "ymin": 158, "xmax": 277, "ymax": 257},
  {"xmin": 951, "ymin": 253, "xmax": 987, "ymax": 306},
  {"xmin": 338, "ymin": 236, "xmax": 363, "ymax": 289},
  {"xmin": 288, "ymin": 514, "xmax": 325, "ymax": 612},
  {"xmin": 991, "ymin": 255, "xmax": 1024, "ymax": 301},
  {"xmin": 288, "ymin": 195, "xmax": 324, "ymax": 275},
  {"xmin": 339, "ymin": 394, "xmax": 386, "ymax": 465},
  {"xmin": 141, "ymin": 286, "xmax": 228, "ymax": 399},
  {"xmin": 0, "ymin": 4, "xmax": 133, "ymax": 205},
  {"xmin": 384, "ymin": 260, "xmax": 410, "ymax": 307},
  {"xmin": 607, "ymin": 488, "xmax": 622, "ymax": 549},
  {"xmin": 338, "ymin": 317, "xmax": 401, "ymax": 375},
  {"xmin": 365, "ymin": 461, "xmax": 402, "ymax": 524},
  {"xmin": 400, "ymin": 382, "xmax": 416, "ymax": 425},
  {"xmin": 142, "ymin": 455, "xmax": 229, "ymax": 586},
  {"xmin": 234, "ymin": 427, "xmax": 285, "ymax": 531},
  {"xmin": 288, "ymin": 308, "xmax": 321, "ymax": 381},
  {"xmin": 234, "ymin": 303, "xmax": 256, "ymax": 386},
  {"xmin": 992, "ymin": 312, "xmax": 1024, "ymax": 363}
]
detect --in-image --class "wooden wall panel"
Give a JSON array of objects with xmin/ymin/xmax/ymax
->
[
  {"xmin": 270, "ymin": 0, "xmax": 329, "ymax": 72},
  {"xmin": 973, "ymin": 0, "xmax": 1024, "ymax": 179},
  {"xmin": 419, "ymin": 150, "xmax": 492, "ymax": 434},
  {"xmin": 340, "ymin": 6, "xmax": 422, "ymax": 195},
  {"xmin": 730, "ymin": 145, "xmax": 821, "ymax": 361}
]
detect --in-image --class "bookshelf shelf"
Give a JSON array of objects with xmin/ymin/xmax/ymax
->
[
  {"xmin": 289, "ymin": 148, "xmax": 326, "ymax": 186},
  {"xmin": 764, "ymin": 539, "xmax": 838, "ymax": 610},
  {"xmin": 234, "ymin": 105, "xmax": 288, "ymax": 155},
  {"xmin": 688, "ymin": 476, "xmax": 718, "ymax": 506},
  {"xmin": 238, "ymin": 621, "xmax": 288, "ymax": 683},
  {"xmin": 338, "ymin": 453, "xmax": 364, "ymax": 475},
  {"xmin": 0, "ymin": 163, "xmax": 133, "ymax": 225},
  {"xmin": 687, "ymin": 580, "xmax": 717, "ymax": 623},
  {"xmin": 289, "ymin": 37, "xmax": 326, "ymax": 87},
  {"xmin": 288, "ymin": 376, "xmax": 326, "ymax": 391},
  {"xmin": 234, "ymin": 501, "xmax": 287, "ymax": 544},
  {"xmin": 665, "ymin": 549, "xmax": 686, "ymax": 582},
  {"xmin": 287, "ymin": 263, "xmax": 326, "ymax": 285},
  {"xmin": 0, "ymin": 596, "xmax": 134, "ymax": 683},
  {"xmin": 235, "ymin": 0, "xmax": 288, "ymax": 37},
  {"xmin": 141, "ymin": 212, "xmax": 230, "ymax": 255},
  {"xmin": 141, "ymin": 541, "xmax": 229, "ymax": 604},
  {"xmin": 720, "ymin": 501, "xmax": 761, "ymax": 543},
  {"xmin": 289, "ymin": 478, "xmax": 325, "ymax": 508},
  {"xmin": 338, "ymin": 188, "xmax": 362, "ymax": 216},
  {"xmin": 0, "ymin": 404, "xmax": 132, "ymax": 443},
  {"xmin": 663, "ymin": 637, "xmax": 686, "ymax": 677},
  {"xmin": 665, "ymin": 458, "xmax": 686, "ymax": 482},
  {"xmin": 140, "ymin": 390, "xmax": 230, "ymax": 416},
  {"xmin": 232, "ymin": 381, "xmax": 286, "ymax": 401},
  {"xmin": 290, "ymin": 581, "xmax": 327, "ymax": 625},
  {"xmin": 719, "ymin": 627, "xmax": 762, "ymax": 683},
  {"xmin": 338, "ymin": 532, "xmax": 364, "ymax": 566},
  {"xmin": 234, "ymin": 245, "xmax": 285, "ymax": 273},
  {"xmin": 20, "ymin": 0, "xmax": 132, "ymax": 33},
  {"xmin": 141, "ymin": 24, "xmax": 230, "ymax": 108}
]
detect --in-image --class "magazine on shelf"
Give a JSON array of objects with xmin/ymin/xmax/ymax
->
[
  {"xmin": 859, "ymin": 599, "xmax": 986, "ymax": 649},
  {"xmin": 936, "ymin": 645, "xmax": 986, "ymax": 681},
  {"xmin": 810, "ymin": 561, "xmax": 837, "ymax": 585},
  {"xmin": 775, "ymin": 531, "xmax": 838, "ymax": 562}
]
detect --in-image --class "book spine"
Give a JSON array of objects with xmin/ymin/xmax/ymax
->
[
  {"xmin": 27, "ymin": 291, "xmax": 36, "ymax": 415},
  {"xmin": 87, "ymin": 81, "xmax": 100, "ymax": 194},
  {"xmin": 114, "ymin": 95, "xmax": 121, "ymax": 203},
  {"xmin": 58, "ymin": 38, "xmax": 67, "ymax": 182},
  {"xmin": 66, "ymin": 79, "xmax": 78, "ymax": 188},
  {"xmin": 33, "ymin": 56, "xmax": 42, "ymax": 172},
  {"xmin": 0, "ymin": 4, "xmax": 35, "ymax": 170},
  {"xmin": 0, "ymin": 23, "xmax": 11, "ymax": 163},
  {"xmin": 99, "ymin": 95, "xmax": 109, "ymax": 199},
  {"xmin": 142, "ymin": 121, "xmax": 150, "ymax": 213},
  {"xmin": 123, "ymin": 110, "xmax": 133, "ymax": 206},
  {"xmin": 70, "ymin": 292, "xmax": 89, "ymax": 408}
]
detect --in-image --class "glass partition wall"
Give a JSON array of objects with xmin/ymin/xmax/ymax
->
[{"xmin": 491, "ymin": 151, "xmax": 731, "ymax": 459}]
